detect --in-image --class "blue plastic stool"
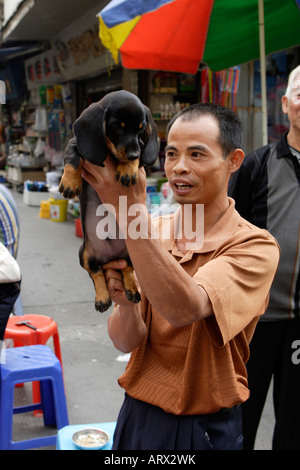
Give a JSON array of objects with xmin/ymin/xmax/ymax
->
[
  {"xmin": 0, "ymin": 344, "xmax": 69, "ymax": 450},
  {"xmin": 56, "ymin": 422, "xmax": 116, "ymax": 450}
]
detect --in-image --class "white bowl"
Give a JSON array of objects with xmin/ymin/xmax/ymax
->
[{"xmin": 72, "ymin": 428, "xmax": 109, "ymax": 450}]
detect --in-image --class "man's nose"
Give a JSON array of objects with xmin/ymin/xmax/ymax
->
[{"xmin": 173, "ymin": 155, "xmax": 190, "ymax": 173}]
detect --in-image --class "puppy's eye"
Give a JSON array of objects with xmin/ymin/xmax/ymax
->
[{"xmin": 111, "ymin": 122, "xmax": 124, "ymax": 131}]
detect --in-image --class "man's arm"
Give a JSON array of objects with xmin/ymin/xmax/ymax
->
[
  {"xmin": 122, "ymin": 204, "xmax": 213, "ymax": 327},
  {"xmin": 101, "ymin": 260, "xmax": 147, "ymax": 353},
  {"xmin": 82, "ymin": 159, "xmax": 213, "ymax": 331},
  {"xmin": 107, "ymin": 303, "xmax": 147, "ymax": 353}
]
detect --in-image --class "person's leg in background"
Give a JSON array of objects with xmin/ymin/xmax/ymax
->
[
  {"xmin": 272, "ymin": 318, "xmax": 300, "ymax": 450},
  {"xmin": 242, "ymin": 321, "xmax": 284, "ymax": 449}
]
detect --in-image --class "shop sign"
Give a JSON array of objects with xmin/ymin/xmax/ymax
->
[
  {"xmin": 25, "ymin": 50, "xmax": 63, "ymax": 90},
  {"xmin": 51, "ymin": 18, "xmax": 108, "ymax": 81},
  {"xmin": 58, "ymin": 24, "xmax": 105, "ymax": 67}
]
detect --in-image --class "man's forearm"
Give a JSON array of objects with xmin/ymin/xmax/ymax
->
[
  {"xmin": 121, "ymin": 206, "xmax": 213, "ymax": 327},
  {"xmin": 107, "ymin": 302, "xmax": 147, "ymax": 353}
]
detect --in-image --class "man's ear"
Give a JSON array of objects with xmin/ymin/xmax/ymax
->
[
  {"xmin": 281, "ymin": 95, "xmax": 288, "ymax": 114},
  {"xmin": 228, "ymin": 148, "xmax": 244, "ymax": 175}
]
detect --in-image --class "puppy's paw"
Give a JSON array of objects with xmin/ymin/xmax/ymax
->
[
  {"xmin": 115, "ymin": 161, "xmax": 139, "ymax": 187},
  {"xmin": 59, "ymin": 163, "xmax": 82, "ymax": 199},
  {"xmin": 95, "ymin": 297, "xmax": 112, "ymax": 313},
  {"xmin": 125, "ymin": 288, "xmax": 141, "ymax": 304},
  {"xmin": 115, "ymin": 171, "xmax": 138, "ymax": 187},
  {"xmin": 59, "ymin": 179, "xmax": 81, "ymax": 199}
]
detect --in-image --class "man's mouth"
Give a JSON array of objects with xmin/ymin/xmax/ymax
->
[
  {"xmin": 172, "ymin": 180, "xmax": 194, "ymax": 194},
  {"xmin": 175, "ymin": 183, "xmax": 193, "ymax": 189}
]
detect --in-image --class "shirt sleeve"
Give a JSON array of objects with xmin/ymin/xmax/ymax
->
[
  {"xmin": 0, "ymin": 242, "xmax": 21, "ymax": 283},
  {"xmin": 193, "ymin": 227, "xmax": 280, "ymax": 347}
]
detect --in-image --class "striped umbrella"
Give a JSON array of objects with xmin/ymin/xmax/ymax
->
[{"xmin": 98, "ymin": 0, "xmax": 300, "ymax": 143}]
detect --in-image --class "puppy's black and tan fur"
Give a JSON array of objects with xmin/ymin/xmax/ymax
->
[{"xmin": 59, "ymin": 90, "xmax": 158, "ymax": 312}]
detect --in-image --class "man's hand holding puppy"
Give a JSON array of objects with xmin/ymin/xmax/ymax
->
[
  {"xmin": 82, "ymin": 156, "xmax": 147, "ymax": 229},
  {"xmin": 82, "ymin": 157, "xmax": 148, "ymax": 352}
]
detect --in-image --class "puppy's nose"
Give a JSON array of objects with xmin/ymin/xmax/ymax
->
[{"xmin": 127, "ymin": 153, "xmax": 139, "ymax": 161}]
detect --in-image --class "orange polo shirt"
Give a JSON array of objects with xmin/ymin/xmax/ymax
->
[{"xmin": 118, "ymin": 198, "xmax": 280, "ymax": 415}]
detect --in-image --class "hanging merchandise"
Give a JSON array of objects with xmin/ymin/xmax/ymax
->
[
  {"xmin": 48, "ymin": 110, "xmax": 60, "ymax": 150},
  {"xmin": 34, "ymin": 107, "xmax": 47, "ymax": 132},
  {"xmin": 201, "ymin": 66, "xmax": 240, "ymax": 110},
  {"xmin": 46, "ymin": 87, "xmax": 54, "ymax": 105},
  {"xmin": 54, "ymin": 85, "xmax": 63, "ymax": 107},
  {"xmin": 34, "ymin": 138, "xmax": 45, "ymax": 157},
  {"xmin": 39, "ymin": 86, "xmax": 47, "ymax": 105},
  {"xmin": 62, "ymin": 84, "xmax": 72, "ymax": 104}
]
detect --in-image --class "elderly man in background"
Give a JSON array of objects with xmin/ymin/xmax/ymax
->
[{"xmin": 229, "ymin": 65, "xmax": 300, "ymax": 450}]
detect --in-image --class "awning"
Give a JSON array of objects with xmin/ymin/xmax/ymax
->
[{"xmin": 0, "ymin": 42, "xmax": 42, "ymax": 60}]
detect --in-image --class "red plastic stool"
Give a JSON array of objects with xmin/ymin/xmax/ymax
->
[{"xmin": 4, "ymin": 314, "xmax": 63, "ymax": 415}]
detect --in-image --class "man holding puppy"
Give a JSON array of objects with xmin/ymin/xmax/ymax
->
[{"xmin": 82, "ymin": 103, "xmax": 279, "ymax": 450}]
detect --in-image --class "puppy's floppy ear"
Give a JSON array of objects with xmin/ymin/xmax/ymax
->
[
  {"xmin": 73, "ymin": 103, "xmax": 108, "ymax": 167},
  {"xmin": 140, "ymin": 106, "xmax": 159, "ymax": 167},
  {"xmin": 64, "ymin": 136, "xmax": 82, "ymax": 167}
]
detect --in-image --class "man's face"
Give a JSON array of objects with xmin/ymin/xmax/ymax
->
[
  {"xmin": 164, "ymin": 115, "xmax": 232, "ymax": 207},
  {"xmin": 282, "ymin": 76, "xmax": 300, "ymax": 131}
]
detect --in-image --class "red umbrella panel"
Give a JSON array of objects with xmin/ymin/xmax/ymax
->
[{"xmin": 98, "ymin": 0, "xmax": 214, "ymax": 74}]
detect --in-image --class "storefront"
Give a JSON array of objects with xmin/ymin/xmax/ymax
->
[
  {"xmin": 2, "ymin": 0, "xmax": 299, "ymax": 187},
  {"xmin": 3, "ymin": 3, "xmax": 132, "ymax": 188}
]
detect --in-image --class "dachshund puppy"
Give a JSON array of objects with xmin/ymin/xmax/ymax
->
[{"xmin": 59, "ymin": 90, "xmax": 159, "ymax": 312}]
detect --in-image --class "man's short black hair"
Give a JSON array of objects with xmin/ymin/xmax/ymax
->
[{"xmin": 166, "ymin": 103, "xmax": 243, "ymax": 157}]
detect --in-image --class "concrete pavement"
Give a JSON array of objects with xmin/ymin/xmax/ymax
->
[{"xmin": 8, "ymin": 187, "xmax": 274, "ymax": 450}]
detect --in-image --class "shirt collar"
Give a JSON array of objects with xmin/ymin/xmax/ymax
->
[
  {"xmin": 159, "ymin": 198, "xmax": 240, "ymax": 260},
  {"xmin": 277, "ymin": 132, "xmax": 293, "ymax": 159}
]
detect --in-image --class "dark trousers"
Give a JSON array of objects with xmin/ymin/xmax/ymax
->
[
  {"xmin": 0, "ymin": 282, "xmax": 21, "ymax": 341},
  {"xmin": 242, "ymin": 319, "xmax": 300, "ymax": 450},
  {"xmin": 112, "ymin": 393, "xmax": 243, "ymax": 450}
]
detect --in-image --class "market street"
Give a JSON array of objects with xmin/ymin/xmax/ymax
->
[
  {"xmin": 10, "ymin": 188, "xmax": 126, "ymax": 448},
  {"xmin": 8, "ymin": 187, "xmax": 275, "ymax": 450}
]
